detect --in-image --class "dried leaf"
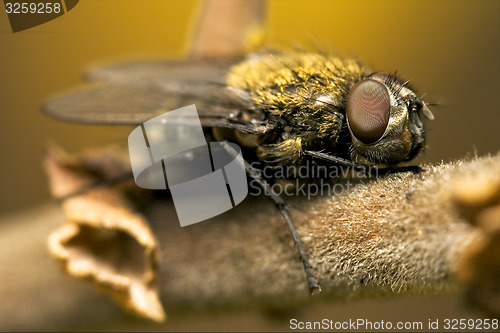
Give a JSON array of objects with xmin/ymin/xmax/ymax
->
[
  {"xmin": 45, "ymin": 147, "xmax": 165, "ymax": 322},
  {"xmin": 452, "ymin": 175, "xmax": 500, "ymax": 317}
]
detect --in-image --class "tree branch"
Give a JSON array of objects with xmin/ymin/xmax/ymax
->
[{"xmin": 39, "ymin": 147, "xmax": 500, "ymax": 321}]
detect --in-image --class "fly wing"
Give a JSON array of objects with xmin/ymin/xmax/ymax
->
[
  {"xmin": 42, "ymin": 85, "xmax": 249, "ymax": 126},
  {"xmin": 42, "ymin": 58, "xmax": 255, "ymax": 126},
  {"xmin": 84, "ymin": 58, "xmax": 237, "ymax": 87}
]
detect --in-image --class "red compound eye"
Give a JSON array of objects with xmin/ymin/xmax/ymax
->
[{"xmin": 347, "ymin": 79, "xmax": 391, "ymax": 143}]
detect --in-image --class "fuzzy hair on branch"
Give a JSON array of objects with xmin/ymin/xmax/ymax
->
[{"xmin": 42, "ymin": 147, "xmax": 500, "ymax": 320}]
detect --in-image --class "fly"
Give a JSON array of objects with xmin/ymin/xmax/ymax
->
[{"xmin": 42, "ymin": 49, "xmax": 434, "ymax": 294}]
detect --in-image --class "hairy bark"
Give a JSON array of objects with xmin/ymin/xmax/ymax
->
[{"xmin": 41, "ymin": 147, "xmax": 500, "ymax": 321}]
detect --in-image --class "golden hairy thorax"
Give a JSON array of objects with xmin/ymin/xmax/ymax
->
[{"xmin": 225, "ymin": 51, "xmax": 371, "ymax": 165}]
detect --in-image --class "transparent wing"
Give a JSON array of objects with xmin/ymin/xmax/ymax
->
[
  {"xmin": 84, "ymin": 58, "xmax": 238, "ymax": 87},
  {"xmin": 43, "ymin": 85, "xmax": 250, "ymax": 126},
  {"xmin": 42, "ymin": 58, "xmax": 254, "ymax": 126}
]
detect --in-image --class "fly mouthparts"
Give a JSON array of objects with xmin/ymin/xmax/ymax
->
[{"xmin": 421, "ymin": 104, "xmax": 435, "ymax": 120}]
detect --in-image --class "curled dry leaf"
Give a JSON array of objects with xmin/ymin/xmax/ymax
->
[
  {"xmin": 453, "ymin": 176, "xmax": 500, "ymax": 317},
  {"xmin": 44, "ymin": 146, "xmax": 166, "ymax": 322}
]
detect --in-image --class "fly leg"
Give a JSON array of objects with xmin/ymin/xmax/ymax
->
[
  {"xmin": 303, "ymin": 150, "xmax": 378, "ymax": 176},
  {"xmin": 221, "ymin": 142, "xmax": 321, "ymax": 295},
  {"xmin": 377, "ymin": 165, "xmax": 423, "ymax": 175},
  {"xmin": 303, "ymin": 150, "xmax": 423, "ymax": 176}
]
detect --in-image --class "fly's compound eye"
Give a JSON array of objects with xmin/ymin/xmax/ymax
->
[{"xmin": 347, "ymin": 79, "xmax": 391, "ymax": 144}]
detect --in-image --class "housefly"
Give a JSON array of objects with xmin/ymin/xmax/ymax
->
[{"xmin": 43, "ymin": 50, "xmax": 434, "ymax": 293}]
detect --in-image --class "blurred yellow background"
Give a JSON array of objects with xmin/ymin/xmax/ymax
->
[{"xmin": 1, "ymin": 0, "xmax": 499, "ymax": 214}]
